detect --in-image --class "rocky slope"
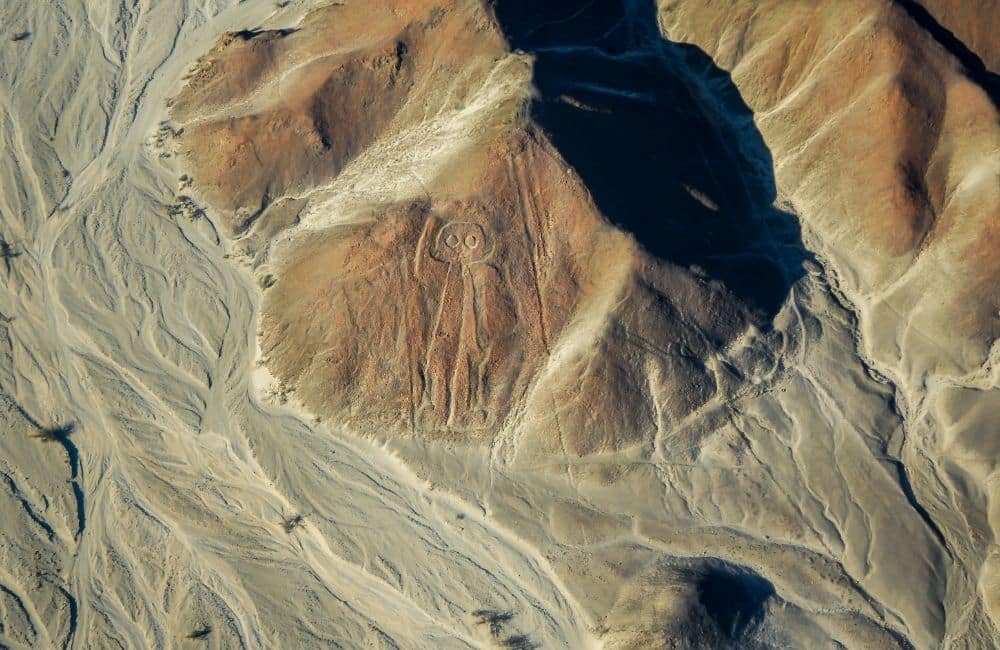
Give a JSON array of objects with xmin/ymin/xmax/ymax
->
[
  {"xmin": 659, "ymin": 0, "xmax": 1000, "ymax": 640},
  {"xmin": 163, "ymin": 0, "xmax": 1000, "ymax": 647},
  {"xmin": 0, "ymin": 0, "xmax": 996, "ymax": 648}
]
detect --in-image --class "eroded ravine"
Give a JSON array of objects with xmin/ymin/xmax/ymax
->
[
  {"xmin": 0, "ymin": 1, "xmax": 598, "ymax": 648},
  {"xmin": 170, "ymin": 0, "xmax": 988, "ymax": 647},
  {"xmin": 1, "ymin": 0, "xmax": 997, "ymax": 648}
]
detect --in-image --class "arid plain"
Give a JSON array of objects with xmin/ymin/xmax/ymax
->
[{"xmin": 0, "ymin": 0, "xmax": 998, "ymax": 648}]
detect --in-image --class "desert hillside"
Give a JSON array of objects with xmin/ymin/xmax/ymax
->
[{"xmin": 0, "ymin": 0, "xmax": 997, "ymax": 648}]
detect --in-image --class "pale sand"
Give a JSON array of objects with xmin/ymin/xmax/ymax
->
[
  {"xmin": 0, "ymin": 0, "xmax": 997, "ymax": 648},
  {"xmin": 0, "ymin": 1, "xmax": 594, "ymax": 647}
]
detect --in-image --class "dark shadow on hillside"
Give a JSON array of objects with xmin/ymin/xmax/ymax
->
[
  {"xmin": 696, "ymin": 565, "xmax": 774, "ymax": 642},
  {"xmin": 493, "ymin": 0, "xmax": 811, "ymax": 321},
  {"xmin": 893, "ymin": 0, "xmax": 1000, "ymax": 106}
]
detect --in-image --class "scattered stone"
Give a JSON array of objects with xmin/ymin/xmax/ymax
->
[{"xmin": 168, "ymin": 195, "xmax": 205, "ymax": 221}]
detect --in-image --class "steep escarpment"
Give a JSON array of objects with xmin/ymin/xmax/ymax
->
[
  {"xmin": 177, "ymin": 0, "xmax": 777, "ymax": 457},
  {"xmin": 902, "ymin": 0, "xmax": 1000, "ymax": 76},
  {"xmin": 162, "ymin": 0, "xmax": 1000, "ymax": 648},
  {"xmin": 658, "ymin": 0, "xmax": 999, "ymax": 379},
  {"xmin": 659, "ymin": 0, "xmax": 1000, "ymax": 640}
]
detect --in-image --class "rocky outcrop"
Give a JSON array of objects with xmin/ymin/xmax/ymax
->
[{"xmin": 169, "ymin": 0, "xmax": 1000, "ymax": 647}]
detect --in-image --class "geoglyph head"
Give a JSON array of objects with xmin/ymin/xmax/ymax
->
[{"xmin": 431, "ymin": 221, "xmax": 494, "ymax": 265}]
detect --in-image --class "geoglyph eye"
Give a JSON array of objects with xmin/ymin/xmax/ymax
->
[{"xmin": 431, "ymin": 221, "xmax": 493, "ymax": 264}]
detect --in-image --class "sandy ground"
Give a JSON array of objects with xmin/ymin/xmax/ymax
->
[
  {"xmin": 0, "ymin": 1, "xmax": 595, "ymax": 648},
  {"xmin": 1, "ymin": 0, "xmax": 998, "ymax": 649}
]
